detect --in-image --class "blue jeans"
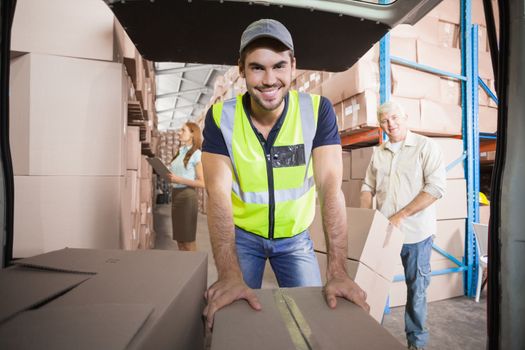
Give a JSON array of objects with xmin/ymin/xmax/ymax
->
[
  {"xmin": 401, "ymin": 236, "xmax": 433, "ymax": 348},
  {"xmin": 235, "ymin": 227, "xmax": 322, "ymax": 289}
]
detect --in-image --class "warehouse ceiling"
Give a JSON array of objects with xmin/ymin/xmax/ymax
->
[
  {"xmin": 106, "ymin": 0, "xmax": 441, "ymax": 131},
  {"xmin": 154, "ymin": 62, "xmax": 229, "ymax": 131}
]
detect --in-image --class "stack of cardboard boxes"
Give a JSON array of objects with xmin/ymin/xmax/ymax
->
[
  {"xmin": 211, "ymin": 66, "xmax": 247, "ymax": 104},
  {"xmin": 295, "ymin": 0, "xmax": 497, "ymax": 135},
  {"xmin": 10, "ymin": 0, "xmax": 158, "ymax": 255}
]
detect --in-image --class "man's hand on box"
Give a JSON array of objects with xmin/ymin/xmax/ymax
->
[
  {"xmin": 323, "ymin": 275, "xmax": 370, "ymax": 312},
  {"xmin": 203, "ymin": 277, "xmax": 262, "ymax": 329}
]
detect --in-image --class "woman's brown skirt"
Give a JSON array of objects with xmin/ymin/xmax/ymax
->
[{"xmin": 171, "ymin": 187, "xmax": 198, "ymax": 242}]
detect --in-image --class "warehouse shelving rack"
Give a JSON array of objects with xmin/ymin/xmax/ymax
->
[{"xmin": 341, "ymin": 0, "xmax": 499, "ymax": 300}]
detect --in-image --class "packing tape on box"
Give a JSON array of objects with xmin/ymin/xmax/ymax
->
[{"xmin": 273, "ymin": 289, "xmax": 321, "ymax": 350}]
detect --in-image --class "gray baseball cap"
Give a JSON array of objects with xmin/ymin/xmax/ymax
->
[{"xmin": 239, "ymin": 19, "xmax": 294, "ymax": 54}]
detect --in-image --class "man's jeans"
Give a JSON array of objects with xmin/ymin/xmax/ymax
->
[
  {"xmin": 235, "ymin": 227, "xmax": 322, "ymax": 289},
  {"xmin": 401, "ymin": 235, "xmax": 433, "ymax": 348}
]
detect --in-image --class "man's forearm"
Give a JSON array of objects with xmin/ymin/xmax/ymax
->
[
  {"xmin": 320, "ymin": 187, "xmax": 348, "ymax": 279},
  {"xmin": 396, "ymin": 191, "xmax": 438, "ymax": 218},
  {"xmin": 360, "ymin": 191, "xmax": 373, "ymax": 209},
  {"xmin": 206, "ymin": 192, "xmax": 242, "ymax": 280}
]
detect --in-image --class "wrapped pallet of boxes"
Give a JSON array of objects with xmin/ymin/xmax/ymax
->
[
  {"xmin": 310, "ymin": 207, "xmax": 404, "ymax": 320},
  {"xmin": 211, "ymin": 287, "xmax": 405, "ymax": 350},
  {"xmin": 0, "ymin": 248, "xmax": 207, "ymax": 350}
]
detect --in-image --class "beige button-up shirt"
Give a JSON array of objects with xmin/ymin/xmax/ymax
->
[{"xmin": 361, "ymin": 130, "xmax": 446, "ymax": 244}]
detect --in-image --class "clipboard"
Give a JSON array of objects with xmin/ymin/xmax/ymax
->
[{"xmin": 146, "ymin": 157, "xmax": 172, "ymax": 180}]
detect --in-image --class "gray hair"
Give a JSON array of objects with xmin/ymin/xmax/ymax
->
[{"xmin": 377, "ymin": 100, "xmax": 407, "ymax": 122}]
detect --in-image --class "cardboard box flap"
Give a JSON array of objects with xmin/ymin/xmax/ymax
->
[
  {"xmin": 14, "ymin": 248, "xmax": 126, "ymax": 274},
  {"xmin": 212, "ymin": 287, "xmax": 404, "ymax": 350},
  {"xmin": 0, "ymin": 266, "xmax": 90, "ymax": 324},
  {"xmin": 0, "ymin": 304, "xmax": 154, "ymax": 350}
]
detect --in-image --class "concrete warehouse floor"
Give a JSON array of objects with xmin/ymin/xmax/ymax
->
[{"xmin": 154, "ymin": 204, "xmax": 487, "ymax": 350}]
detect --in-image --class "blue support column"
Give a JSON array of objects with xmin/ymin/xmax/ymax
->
[
  {"xmin": 460, "ymin": 0, "xmax": 477, "ymax": 297},
  {"xmin": 379, "ymin": 32, "xmax": 390, "ymax": 143},
  {"xmin": 471, "ymin": 24, "xmax": 481, "ymax": 297}
]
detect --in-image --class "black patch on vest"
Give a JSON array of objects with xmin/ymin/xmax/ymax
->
[{"xmin": 270, "ymin": 145, "xmax": 305, "ymax": 168}]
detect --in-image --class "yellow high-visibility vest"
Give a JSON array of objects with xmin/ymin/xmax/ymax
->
[{"xmin": 212, "ymin": 91, "xmax": 320, "ymax": 239}]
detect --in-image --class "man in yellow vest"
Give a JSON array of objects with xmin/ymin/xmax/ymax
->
[{"xmin": 201, "ymin": 19, "xmax": 368, "ymax": 328}]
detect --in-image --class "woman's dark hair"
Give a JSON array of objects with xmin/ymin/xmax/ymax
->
[{"xmin": 172, "ymin": 122, "xmax": 202, "ymax": 168}]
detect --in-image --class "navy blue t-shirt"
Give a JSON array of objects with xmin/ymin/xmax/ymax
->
[{"xmin": 202, "ymin": 92, "xmax": 340, "ymax": 156}]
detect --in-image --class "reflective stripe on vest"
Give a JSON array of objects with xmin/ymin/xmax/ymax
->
[{"xmin": 220, "ymin": 93, "xmax": 316, "ymax": 204}]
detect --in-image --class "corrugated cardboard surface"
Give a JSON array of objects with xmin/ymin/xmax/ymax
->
[
  {"xmin": 341, "ymin": 179, "xmax": 362, "ymax": 208},
  {"xmin": 351, "ymin": 146, "xmax": 374, "ymax": 180},
  {"xmin": 321, "ymin": 60, "xmax": 379, "ymax": 105},
  {"xmin": 1, "ymin": 248, "xmax": 207, "ymax": 350},
  {"xmin": 211, "ymin": 287, "xmax": 405, "ymax": 350},
  {"xmin": 417, "ymin": 40, "xmax": 462, "ymax": 76},
  {"xmin": 436, "ymin": 179, "xmax": 468, "ymax": 220},
  {"xmin": 432, "ymin": 137, "xmax": 465, "ymax": 179},
  {"xmin": 9, "ymin": 53, "xmax": 126, "ymax": 176},
  {"xmin": 419, "ymin": 99, "xmax": 462, "ymax": 135},
  {"xmin": 13, "ymin": 176, "xmax": 123, "ymax": 256},
  {"xmin": 341, "ymin": 151, "xmax": 351, "ymax": 181},
  {"xmin": 11, "ymin": 0, "xmax": 115, "ymax": 61},
  {"xmin": 0, "ymin": 304, "xmax": 153, "ymax": 350},
  {"xmin": 391, "ymin": 64, "xmax": 441, "ymax": 100}
]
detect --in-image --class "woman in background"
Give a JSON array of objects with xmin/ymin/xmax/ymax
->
[{"xmin": 168, "ymin": 122, "xmax": 205, "ymax": 251}]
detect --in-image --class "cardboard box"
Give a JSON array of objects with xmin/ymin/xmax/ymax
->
[
  {"xmin": 389, "ymin": 259, "xmax": 464, "ymax": 307},
  {"xmin": 114, "ymin": 20, "xmax": 137, "ymax": 61},
  {"xmin": 431, "ymin": 137, "xmax": 465, "ymax": 179},
  {"xmin": 479, "ymin": 205, "xmax": 490, "ymax": 225},
  {"xmin": 342, "ymin": 151, "xmax": 351, "ymax": 181},
  {"xmin": 390, "ymin": 37, "xmax": 418, "ymax": 61},
  {"xmin": 390, "ymin": 96, "xmax": 421, "ymax": 130},
  {"xmin": 436, "ymin": 179, "xmax": 468, "ymax": 220},
  {"xmin": 439, "ymin": 77, "xmax": 461, "ymax": 105},
  {"xmin": 341, "ymin": 180, "xmax": 362, "ymax": 208},
  {"xmin": 10, "ymin": 53, "xmax": 126, "ymax": 176},
  {"xmin": 310, "ymin": 207, "xmax": 404, "ymax": 280},
  {"xmin": 121, "ymin": 170, "xmax": 140, "ymax": 250},
  {"xmin": 391, "ymin": 64, "xmax": 441, "ymax": 99},
  {"xmin": 0, "ymin": 248, "xmax": 207, "ymax": 350},
  {"xmin": 11, "ymin": 0, "xmax": 114, "ymax": 61},
  {"xmin": 427, "ymin": 0, "xmax": 460, "ymax": 24},
  {"xmin": 419, "ymin": 99, "xmax": 462, "ymax": 135},
  {"xmin": 434, "ymin": 219, "xmax": 466, "ymax": 262},
  {"xmin": 478, "ymin": 50, "xmax": 495, "ymax": 80},
  {"xmin": 439, "ymin": 20, "xmax": 461, "ymax": 48},
  {"xmin": 13, "ymin": 176, "xmax": 124, "ymax": 257},
  {"xmin": 417, "ymin": 40, "xmax": 462, "ymax": 76},
  {"xmin": 317, "ymin": 253, "xmax": 390, "ymax": 322},
  {"xmin": 351, "ymin": 146, "xmax": 374, "ymax": 180},
  {"xmin": 339, "ymin": 90, "xmax": 379, "ymax": 130},
  {"xmin": 127, "ymin": 126, "xmax": 141, "ymax": 170},
  {"xmin": 211, "ymin": 287, "xmax": 405, "ymax": 350},
  {"xmin": 413, "ymin": 16, "xmax": 441, "ymax": 46},
  {"xmin": 479, "ymin": 106, "xmax": 498, "ymax": 133},
  {"xmin": 321, "ymin": 60, "xmax": 379, "ymax": 105}
]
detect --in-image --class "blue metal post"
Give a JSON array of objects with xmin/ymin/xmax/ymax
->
[
  {"xmin": 461, "ymin": 0, "xmax": 476, "ymax": 297},
  {"xmin": 470, "ymin": 24, "xmax": 481, "ymax": 297},
  {"xmin": 379, "ymin": 32, "xmax": 390, "ymax": 143}
]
